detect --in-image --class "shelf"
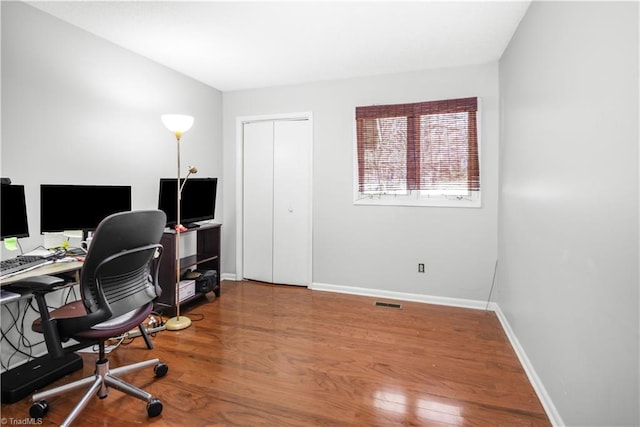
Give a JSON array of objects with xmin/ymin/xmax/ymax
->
[
  {"xmin": 179, "ymin": 254, "xmax": 219, "ymax": 270},
  {"xmin": 155, "ymin": 223, "xmax": 221, "ymax": 314}
]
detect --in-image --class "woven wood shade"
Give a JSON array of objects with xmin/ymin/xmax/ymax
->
[{"xmin": 356, "ymin": 97, "xmax": 479, "ymax": 194}]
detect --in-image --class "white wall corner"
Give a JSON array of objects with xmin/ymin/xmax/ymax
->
[{"xmin": 492, "ymin": 304, "xmax": 565, "ymax": 427}]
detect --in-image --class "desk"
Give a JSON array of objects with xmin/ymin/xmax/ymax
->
[
  {"xmin": 1, "ymin": 260, "xmax": 83, "ymax": 387},
  {"xmin": 0, "ymin": 262, "xmax": 85, "ymax": 403},
  {"xmin": 0, "ymin": 260, "xmax": 83, "ymax": 287}
]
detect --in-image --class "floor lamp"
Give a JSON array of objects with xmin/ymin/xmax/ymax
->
[{"xmin": 161, "ymin": 114, "xmax": 195, "ymax": 331}]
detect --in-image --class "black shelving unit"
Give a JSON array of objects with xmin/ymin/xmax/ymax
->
[{"xmin": 155, "ymin": 223, "xmax": 221, "ymax": 313}]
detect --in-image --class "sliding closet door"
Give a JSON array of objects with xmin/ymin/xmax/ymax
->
[
  {"xmin": 242, "ymin": 117, "xmax": 311, "ymax": 286},
  {"xmin": 243, "ymin": 121, "xmax": 274, "ymax": 283}
]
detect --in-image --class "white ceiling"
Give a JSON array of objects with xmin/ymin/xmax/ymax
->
[{"xmin": 27, "ymin": 1, "xmax": 531, "ymax": 92}]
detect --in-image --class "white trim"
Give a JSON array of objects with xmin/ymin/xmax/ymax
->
[
  {"xmin": 354, "ymin": 194, "xmax": 481, "ymax": 208},
  {"xmin": 235, "ymin": 112, "xmax": 314, "ymax": 286},
  {"xmin": 492, "ymin": 305, "xmax": 565, "ymax": 427},
  {"xmin": 235, "ymin": 117, "xmax": 244, "ymax": 282},
  {"xmin": 220, "ymin": 272, "xmax": 237, "ymax": 282},
  {"xmin": 310, "ymin": 282, "xmax": 488, "ymax": 310}
]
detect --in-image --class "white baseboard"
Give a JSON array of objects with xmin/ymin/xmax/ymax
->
[
  {"xmin": 492, "ymin": 305, "xmax": 565, "ymax": 427},
  {"xmin": 310, "ymin": 281, "xmax": 490, "ymax": 310}
]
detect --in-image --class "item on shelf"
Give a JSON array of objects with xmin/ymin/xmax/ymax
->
[
  {"xmin": 178, "ymin": 280, "xmax": 196, "ymax": 303},
  {"xmin": 194, "ymin": 269, "xmax": 217, "ymax": 293},
  {"xmin": 182, "ymin": 270, "xmax": 202, "ymax": 280}
]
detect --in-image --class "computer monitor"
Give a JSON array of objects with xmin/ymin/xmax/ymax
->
[
  {"xmin": 40, "ymin": 184, "xmax": 132, "ymax": 233},
  {"xmin": 0, "ymin": 183, "xmax": 29, "ymax": 240},
  {"xmin": 158, "ymin": 177, "xmax": 217, "ymax": 228}
]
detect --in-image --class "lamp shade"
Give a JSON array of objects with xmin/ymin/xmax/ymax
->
[{"xmin": 161, "ymin": 114, "xmax": 194, "ymax": 138}]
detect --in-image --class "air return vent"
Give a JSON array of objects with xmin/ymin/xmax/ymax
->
[{"xmin": 374, "ymin": 301, "xmax": 403, "ymax": 309}]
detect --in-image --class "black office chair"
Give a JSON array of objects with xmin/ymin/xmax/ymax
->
[{"xmin": 12, "ymin": 210, "xmax": 169, "ymax": 427}]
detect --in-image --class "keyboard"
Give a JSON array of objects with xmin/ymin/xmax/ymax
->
[{"xmin": 0, "ymin": 255, "xmax": 53, "ymax": 279}]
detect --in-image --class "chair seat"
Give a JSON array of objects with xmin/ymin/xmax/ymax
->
[{"xmin": 33, "ymin": 302, "xmax": 154, "ymax": 340}]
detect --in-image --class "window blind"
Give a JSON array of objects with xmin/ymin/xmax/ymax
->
[{"xmin": 356, "ymin": 97, "xmax": 479, "ymax": 194}]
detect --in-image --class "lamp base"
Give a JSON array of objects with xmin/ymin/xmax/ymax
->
[{"xmin": 165, "ymin": 315, "xmax": 192, "ymax": 331}]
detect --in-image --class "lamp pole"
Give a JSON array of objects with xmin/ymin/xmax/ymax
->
[
  {"xmin": 175, "ymin": 134, "xmax": 186, "ymax": 324},
  {"xmin": 161, "ymin": 115, "xmax": 194, "ymax": 331}
]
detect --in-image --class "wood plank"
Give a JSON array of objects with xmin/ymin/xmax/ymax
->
[{"xmin": 1, "ymin": 280, "xmax": 550, "ymax": 426}]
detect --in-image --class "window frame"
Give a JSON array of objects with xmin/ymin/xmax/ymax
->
[{"xmin": 353, "ymin": 97, "xmax": 482, "ymax": 208}]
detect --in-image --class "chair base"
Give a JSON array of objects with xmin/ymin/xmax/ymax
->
[{"xmin": 30, "ymin": 357, "xmax": 167, "ymax": 427}]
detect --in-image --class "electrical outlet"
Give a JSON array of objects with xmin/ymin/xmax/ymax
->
[{"xmin": 418, "ymin": 263, "xmax": 425, "ymax": 273}]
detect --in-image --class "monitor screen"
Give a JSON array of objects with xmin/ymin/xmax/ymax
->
[
  {"xmin": 40, "ymin": 184, "xmax": 132, "ymax": 233},
  {"xmin": 158, "ymin": 178, "xmax": 217, "ymax": 228},
  {"xmin": 1, "ymin": 184, "xmax": 29, "ymax": 240}
]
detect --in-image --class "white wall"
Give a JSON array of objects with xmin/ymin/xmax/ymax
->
[
  {"xmin": 223, "ymin": 64, "xmax": 499, "ymax": 302},
  {"xmin": 1, "ymin": 2, "xmax": 222, "ymax": 368},
  {"xmin": 498, "ymin": 2, "xmax": 639, "ymax": 425},
  {"xmin": 1, "ymin": 1, "xmax": 223, "ymax": 258}
]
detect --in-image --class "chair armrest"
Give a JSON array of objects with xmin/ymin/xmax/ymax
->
[
  {"xmin": 9, "ymin": 275, "xmax": 66, "ymax": 293},
  {"xmin": 10, "ymin": 275, "xmax": 67, "ymax": 359}
]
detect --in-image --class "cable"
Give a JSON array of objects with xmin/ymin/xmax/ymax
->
[
  {"xmin": 63, "ymin": 285, "xmax": 78, "ymax": 305},
  {"xmin": 1, "ymin": 303, "xmax": 27, "ymax": 370},
  {"xmin": 87, "ymin": 334, "xmax": 127, "ymax": 353},
  {"xmin": 184, "ymin": 312, "xmax": 205, "ymax": 322},
  {"xmin": 1, "ymin": 299, "xmax": 46, "ymax": 371},
  {"xmin": 485, "ymin": 259, "xmax": 498, "ymax": 311}
]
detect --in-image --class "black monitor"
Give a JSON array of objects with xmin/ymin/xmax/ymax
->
[
  {"xmin": 40, "ymin": 184, "xmax": 132, "ymax": 233},
  {"xmin": 1, "ymin": 183, "xmax": 29, "ymax": 240},
  {"xmin": 158, "ymin": 177, "xmax": 217, "ymax": 228}
]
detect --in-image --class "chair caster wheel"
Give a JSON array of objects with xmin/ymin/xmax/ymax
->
[
  {"xmin": 154, "ymin": 362, "xmax": 168, "ymax": 377},
  {"xmin": 147, "ymin": 398, "xmax": 163, "ymax": 417},
  {"xmin": 30, "ymin": 400, "xmax": 49, "ymax": 418}
]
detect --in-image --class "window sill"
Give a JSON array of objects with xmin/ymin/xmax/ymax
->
[{"xmin": 353, "ymin": 196, "xmax": 482, "ymax": 208}]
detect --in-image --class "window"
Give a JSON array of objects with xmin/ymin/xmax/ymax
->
[{"xmin": 354, "ymin": 97, "xmax": 480, "ymax": 207}]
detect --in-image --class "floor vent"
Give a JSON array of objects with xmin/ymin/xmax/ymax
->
[{"xmin": 374, "ymin": 301, "xmax": 403, "ymax": 309}]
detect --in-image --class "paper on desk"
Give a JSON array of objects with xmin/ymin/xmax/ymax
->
[
  {"xmin": 43, "ymin": 232, "xmax": 64, "ymax": 249},
  {"xmin": 63, "ymin": 230, "xmax": 83, "ymax": 239},
  {"xmin": 24, "ymin": 249, "xmax": 54, "ymax": 257}
]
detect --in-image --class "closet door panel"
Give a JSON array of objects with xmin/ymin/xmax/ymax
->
[
  {"xmin": 242, "ymin": 121, "xmax": 274, "ymax": 283},
  {"xmin": 272, "ymin": 120, "xmax": 311, "ymax": 285}
]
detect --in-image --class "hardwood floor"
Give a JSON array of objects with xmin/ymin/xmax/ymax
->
[{"xmin": 1, "ymin": 280, "xmax": 551, "ymax": 426}]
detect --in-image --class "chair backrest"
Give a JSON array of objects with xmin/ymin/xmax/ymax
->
[{"xmin": 76, "ymin": 210, "xmax": 166, "ymax": 330}]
